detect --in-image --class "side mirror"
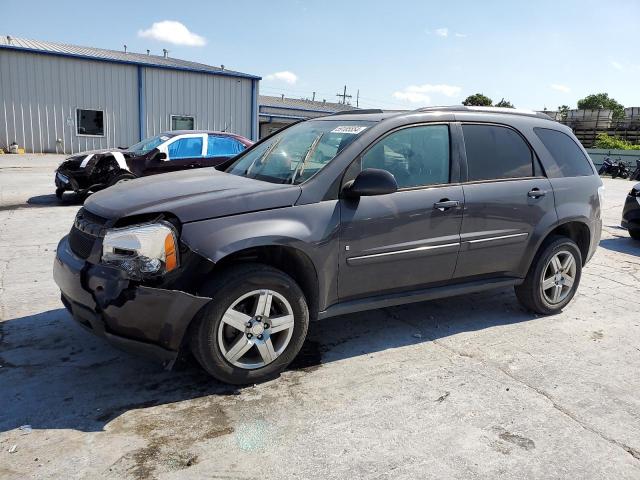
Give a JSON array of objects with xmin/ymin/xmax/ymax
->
[
  {"xmin": 343, "ymin": 168, "xmax": 398, "ymax": 198},
  {"xmin": 151, "ymin": 148, "xmax": 167, "ymax": 161}
]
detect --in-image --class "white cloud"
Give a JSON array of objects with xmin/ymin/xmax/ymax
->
[
  {"xmin": 610, "ymin": 60, "xmax": 624, "ymax": 71},
  {"xmin": 138, "ymin": 21, "xmax": 206, "ymax": 46},
  {"xmin": 435, "ymin": 28, "xmax": 449, "ymax": 37},
  {"xmin": 454, "ymin": 32, "xmax": 468, "ymax": 38},
  {"xmin": 265, "ymin": 71, "xmax": 298, "ymax": 85},
  {"xmin": 392, "ymin": 83, "xmax": 462, "ymax": 104},
  {"xmin": 550, "ymin": 84, "xmax": 571, "ymax": 93}
]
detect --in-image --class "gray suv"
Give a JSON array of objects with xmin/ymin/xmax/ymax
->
[{"xmin": 53, "ymin": 106, "xmax": 603, "ymax": 384}]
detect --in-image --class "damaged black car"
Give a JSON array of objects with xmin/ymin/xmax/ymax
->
[{"xmin": 54, "ymin": 130, "xmax": 252, "ymax": 198}]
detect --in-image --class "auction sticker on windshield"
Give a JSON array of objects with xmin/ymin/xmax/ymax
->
[{"xmin": 331, "ymin": 126, "xmax": 369, "ymax": 134}]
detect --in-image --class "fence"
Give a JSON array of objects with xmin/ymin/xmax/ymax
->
[{"xmin": 586, "ymin": 148, "xmax": 640, "ymax": 168}]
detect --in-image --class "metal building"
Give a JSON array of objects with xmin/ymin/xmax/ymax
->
[
  {"xmin": 259, "ymin": 95, "xmax": 357, "ymax": 138},
  {"xmin": 0, "ymin": 36, "xmax": 260, "ymax": 154}
]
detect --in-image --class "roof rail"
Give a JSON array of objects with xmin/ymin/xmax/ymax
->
[
  {"xmin": 329, "ymin": 109, "xmax": 383, "ymax": 116},
  {"xmin": 415, "ymin": 105, "xmax": 552, "ymax": 120}
]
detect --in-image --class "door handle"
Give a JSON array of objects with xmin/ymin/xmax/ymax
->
[
  {"xmin": 528, "ymin": 188, "xmax": 546, "ymax": 198},
  {"xmin": 434, "ymin": 199, "xmax": 460, "ymax": 211}
]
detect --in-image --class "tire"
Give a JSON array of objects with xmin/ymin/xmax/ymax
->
[
  {"xmin": 55, "ymin": 188, "xmax": 64, "ymax": 200},
  {"xmin": 629, "ymin": 229, "xmax": 640, "ymax": 241},
  {"xmin": 515, "ymin": 235, "xmax": 582, "ymax": 315},
  {"xmin": 189, "ymin": 263, "xmax": 309, "ymax": 384},
  {"xmin": 108, "ymin": 172, "xmax": 136, "ymax": 187}
]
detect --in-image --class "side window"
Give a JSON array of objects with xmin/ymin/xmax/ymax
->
[
  {"xmin": 167, "ymin": 137, "xmax": 203, "ymax": 160},
  {"xmin": 207, "ymin": 136, "xmax": 245, "ymax": 158},
  {"xmin": 462, "ymin": 124, "xmax": 533, "ymax": 181},
  {"xmin": 76, "ymin": 109, "xmax": 104, "ymax": 136},
  {"xmin": 171, "ymin": 115, "xmax": 195, "ymax": 130},
  {"xmin": 534, "ymin": 128, "xmax": 594, "ymax": 177},
  {"xmin": 361, "ymin": 125, "xmax": 450, "ymax": 188}
]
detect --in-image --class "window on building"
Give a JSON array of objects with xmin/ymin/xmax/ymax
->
[
  {"xmin": 462, "ymin": 124, "xmax": 533, "ymax": 181},
  {"xmin": 167, "ymin": 137, "xmax": 203, "ymax": 159},
  {"xmin": 76, "ymin": 109, "xmax": 104, "ymax": 136},
  {"xmin": 207, "ymin": 135, "xmax": 246, "ymax": 158},
  {"xmin": 534, "ymin": 128, "xmax": 594, "ymax": 177},
  {"xmin": 361, "ymin": 125, "xmax": 450, "ymax": 188},
  {"xmin": 171, "ymin": 115, "xmax": 195, "ymax": 130}
]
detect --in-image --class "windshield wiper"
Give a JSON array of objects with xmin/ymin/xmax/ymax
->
[
  {"xmin": 246, "ymin": 137, "xmax": 283, "ymax": 176},
  {"xmin": 291, "ymin": 133, "xmax": 324, "ymax": 184}
]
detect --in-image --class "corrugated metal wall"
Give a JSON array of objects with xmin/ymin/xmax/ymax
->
[
  {"xmin": 0, "ymin": 50, "xmax": 139, "ymax": 154},
  {"xmin": 142, "ymin": 67, "xmax": 253, "ymax": 139},
  {"xmin": 0, "ymin": 50, "xmax": 255, "ymax": 154}
]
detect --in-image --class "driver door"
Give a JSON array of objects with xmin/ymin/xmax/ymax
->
[
  {"xmin": 338, "ymin": 124, "xmax": 464, "ymax": 301},
  {"xmin": 147, "ymin": 134, "xmax": 206, "ymax": 175}
]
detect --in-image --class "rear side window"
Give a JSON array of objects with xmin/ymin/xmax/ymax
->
[
  {"xmin": 462, "ymin": 124, "xmax": 533, "ymax": 181},
  {"xmin": 534, "ymin": 128, "xmax": 593, "ymax": 177},
  {"xmin": 207, "ymin": 136, "xmax": 245, "ymax": 158}
]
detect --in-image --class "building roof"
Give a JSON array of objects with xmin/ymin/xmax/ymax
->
[
  {"xmin": 259, "ymin": 95, "xmax": 357, "ymax": 114},
  {"xmin": 0, "ymin": 35, "xmax": 260, "ymax": 80}
]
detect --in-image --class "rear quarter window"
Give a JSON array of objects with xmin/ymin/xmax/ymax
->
[{"xmin": 534, "ymin": 128, "xmax": 594, "ymax": 177}]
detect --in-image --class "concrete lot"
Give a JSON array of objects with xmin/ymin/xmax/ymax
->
[{"xmin": 1, "ymin": 155, "xmax": 639, "ymax": 479}]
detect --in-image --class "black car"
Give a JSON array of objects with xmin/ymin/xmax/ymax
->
[
  {"xmin": 54, "ymin": 130, "xmax": 252, "ymax": 198},
  {"xmin": 622, "ymin": 183, "xmax": 640, "ymax": 240},
  {"xmin": 53, "ymin": 106, "xmax": 603, "ymax": 384}
]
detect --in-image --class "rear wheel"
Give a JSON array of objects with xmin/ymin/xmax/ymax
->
[
  {"xmin": 190, "ymin": 264, "xmax": 309, "ymax": 384},
  {"xmin": 515, "ymin": 236, "xmax": 582, "ymax": 315}
]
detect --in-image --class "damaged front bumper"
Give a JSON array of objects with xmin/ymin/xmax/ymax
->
[{"xmin": 53, "ymin": 235, "xmax": 211, "ymax": 368}]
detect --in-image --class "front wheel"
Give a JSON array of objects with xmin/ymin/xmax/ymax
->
[
  {"xmin": 629, "ymin": 229, "xmax": 640, "ymax": 241},
  {"xmin": 190, "ymin": 264, "xmax": 309, "ymax": 384},
  {"xmin": 515, "ymin": 236, "xmax": 582, "ymax": 315},
  {"xmin": 108, "ymin": 172, "xmax": 136, "ymax": 187}
]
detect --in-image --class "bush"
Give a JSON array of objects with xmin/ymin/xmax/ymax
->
[{"xmin": 593, "ymin": 133, "xmax": 640, "ymax": 150}]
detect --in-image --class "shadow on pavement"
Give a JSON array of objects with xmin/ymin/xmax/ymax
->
[
  {"xmin": 0, "ymin": 287, "xmax": 538, "ymax": 434},
  {"xmin": 27, "ymin": 193, "xmax": 85, "ymax": 206},
  {"xmin": 599, "ymin": 236, "xmax": 639, "ymax": 256}
]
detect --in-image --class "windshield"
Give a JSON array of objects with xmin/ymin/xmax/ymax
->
[
  {"xmin": 128, "ymin": 134, "xmax": 173, "ymax": 153},
  {"xmin": 225, "ymin": 120, "xmax": 374, "ymax": 184}
]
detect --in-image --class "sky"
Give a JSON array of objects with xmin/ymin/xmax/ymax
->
[{"xmin": 3, "ymin": 0, "xmax": 639, "ymax": 111}]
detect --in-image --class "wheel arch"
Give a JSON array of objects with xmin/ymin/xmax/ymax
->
[
  {"xmin": 201, "ymin": 244, "xmax": 320, "ymax": 320},
  {"xmin": 533, "ymin": 219, "xmax": 591, "ymax": 268}
]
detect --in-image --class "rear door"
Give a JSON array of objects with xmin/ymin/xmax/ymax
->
[
  {"xmin": 203, "ymin": 135, "xmax": 247, "ymax": 167},
  {"xmin": 338, "ymin": 123, "xmax": 464, "ymax": 301},
  {"xmin": 454, "ymin": 123, "xmax": 555, "ymax": 279}
]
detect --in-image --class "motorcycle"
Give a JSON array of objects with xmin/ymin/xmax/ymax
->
[
  {"xmin": 598, "ymin": 156, "xmax": 630, "ymax": 179},
  {"xmin": 630, "ymin": 160, "xmax": 640, "ymax": 181}
]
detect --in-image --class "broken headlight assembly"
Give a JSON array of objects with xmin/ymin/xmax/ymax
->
[{"xmin": 101, "ymin": 222, "xmax": 179, "ymax": 280}]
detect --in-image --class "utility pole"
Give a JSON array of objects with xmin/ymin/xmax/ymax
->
[
  {"xmin": 312, "ymin": 91, "xmax": 316, "ymax": 102},
  {"xmin": 356, "ymin": 89, "xmax": 359, "ymax": 108},
  {"xmin": 336, "ymin": 85, "xmax": 352, "ymax": 105}
]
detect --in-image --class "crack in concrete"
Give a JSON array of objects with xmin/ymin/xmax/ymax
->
[{"xmin": 396, "ymin": 314, "xmax": 640, "ymax": 465}]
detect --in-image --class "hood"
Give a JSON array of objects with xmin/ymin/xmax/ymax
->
[
  {"xmin": 60, "ymin": 148, "xmax": 133, "ymax": 169},
  {"xmin": 84, "ymin": 168, "xmax": 302, "ymax": 223}
]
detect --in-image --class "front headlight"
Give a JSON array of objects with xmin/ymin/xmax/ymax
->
[{"xmin": 102, "ymin": 222, "xmax": 179, "ymax": 279}]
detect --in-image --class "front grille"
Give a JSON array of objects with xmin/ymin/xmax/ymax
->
[
  {"xmin": 68, "ymin": 208, "xmax": 110, "ymax": 259},
  {"xmin": 69, "ymin": 226, "xmax": 97, "ymax": 259}
]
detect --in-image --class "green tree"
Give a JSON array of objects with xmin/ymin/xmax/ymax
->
[
  {"xmin": 495, "ymin": 98, "xmax": 515, "ymax": 108},
  {"xmin": 462, "ymin": 93, "xmax": 493, "ymax": 106},
  {"xmin": 577, "ymin": 93, "xmax": 625, "ymax": 120},
  {"xmin": 593, "ymin": 133, "xmax": 640, "ymax": 150},
  {"xmin": 557, "ymin": 105, "xmax": 570, "ymax": 120}
]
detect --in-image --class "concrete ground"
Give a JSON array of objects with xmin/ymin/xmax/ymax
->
[{"xmin": 1, "ymin": 154, "xmax": 639, "ymax": 480}]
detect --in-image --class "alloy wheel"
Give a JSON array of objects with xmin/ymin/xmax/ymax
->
[
  {"xmin": 540, "ymin": 250, "xmax": 577, "ymax": 304},
  {"xmin": 217, "ymin": 289, "xmax": 295, "ymax": 369}
]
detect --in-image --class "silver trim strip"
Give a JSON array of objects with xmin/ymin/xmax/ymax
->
[
  {"xmin": 349, "ymin": 242, "xmax": 460, "ymax": 261},
  {"xmin": 467, "ymin": 232, "xmax": 528, "ymax": 244}
]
